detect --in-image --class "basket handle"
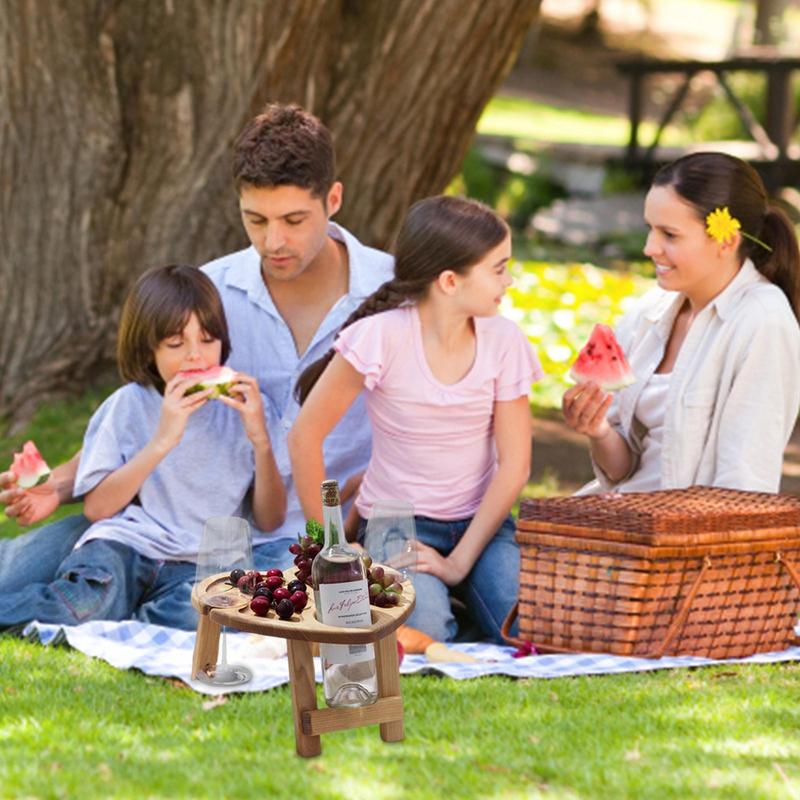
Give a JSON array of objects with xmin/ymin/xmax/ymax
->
[
  {"xmin": 500, "ymin": 602, "xmax": 596, "ymax": 655},
  {"xmin": 500, "ymin": 602, "xmax": 526, "ymax": 649},
  {"xmin": 651, "ymin": 556, "xmax": 712, "ymax": 659},
  {"xmin": 777, "ymin": 551, "xmax": 800, "ymax": 590}
]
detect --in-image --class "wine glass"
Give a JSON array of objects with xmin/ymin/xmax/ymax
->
[
  {"xmin": 194, "ymin": 516, "xmax": 253, "ymax": 687},
  {"xmin": 363, "ymin": 500, "xmax": 417, "ymax": 581}
]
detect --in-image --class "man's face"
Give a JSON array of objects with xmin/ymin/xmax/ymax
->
[{"xmin": 239, "ymin": 182, "xmax": 342, "ymax": 282}]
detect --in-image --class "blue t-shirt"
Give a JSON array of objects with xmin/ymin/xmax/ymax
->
[{"xmin": 73, "ymin": 383, "xmax": 273, "ymax": 561}]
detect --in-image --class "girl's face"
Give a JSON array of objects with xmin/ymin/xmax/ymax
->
[
  {"xmin": 643, "ymin": 185, "xmax": 740, "ymax": 306},
  {"xmin": 454, "ymin": 232, "xmax": 513, "ymax": 317},
  {"xmin": 153, "ymin": 312, "xmax": 222, "ymax": 384}
]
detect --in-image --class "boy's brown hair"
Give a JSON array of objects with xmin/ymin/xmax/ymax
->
[{"xmin": 117, "ymin": 265, "xmax": 231, "ymax": 392}]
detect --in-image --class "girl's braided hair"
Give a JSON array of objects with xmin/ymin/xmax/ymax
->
[{"xmin": 294, "ymin": 195, "xmax": 508, "ymax": 404}]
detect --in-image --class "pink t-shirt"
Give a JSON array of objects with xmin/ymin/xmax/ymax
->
[{"xmin": 333, "ymin": 305, "xmax": 543, "ymax": 520}]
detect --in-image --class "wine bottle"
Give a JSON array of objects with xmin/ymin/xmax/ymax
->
[{"xmin": 312, "ymin": 479, "xmax": 378, "ymax": 708}]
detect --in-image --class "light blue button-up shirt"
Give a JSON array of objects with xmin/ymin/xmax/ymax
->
[{"xmin": 202, "ymin": 222, "xmax": 394, "ymax": 542}]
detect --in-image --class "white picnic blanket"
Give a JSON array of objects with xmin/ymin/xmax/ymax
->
[{"xmin": 21, "ymin": 619, "xmax": 800, "ymax": 696}]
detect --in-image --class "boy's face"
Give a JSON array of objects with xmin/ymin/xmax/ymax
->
[
  {"xmin": 239, "ymin": 182, "xmax": 343, "ymax": 283},
  {"xmin": 154, "ymin": 312, "xmax": 222, "ymax": 384}
]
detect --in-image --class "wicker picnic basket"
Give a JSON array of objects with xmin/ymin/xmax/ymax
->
[{"xmin": 501, "ymin": 487, "xmax": 800, "ymax": 659}]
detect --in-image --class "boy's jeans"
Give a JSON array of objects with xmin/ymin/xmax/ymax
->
[{"xmin": 0, "ymin": 515, "xmax": 294, "ymax": 631}]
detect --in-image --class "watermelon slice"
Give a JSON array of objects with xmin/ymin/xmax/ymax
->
[
  {"xmin": 569, "ymin": 324, "xmax": 635, "ymax": 392},
  {"xmin": 176, "ymin": 365, "xmax": 236, "ymax": 397},
  {"xmin": 9, "ymin": 441, "xmax": 51, "ymax": 489}
]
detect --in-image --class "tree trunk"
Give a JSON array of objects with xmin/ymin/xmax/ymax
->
[
  {"xmin": 1, "ymin": 0, "xmax": 540, "ymax": 428},
  {"xmin": 754, "ymin": 0, "xmax": 788, "ymax": 44}
]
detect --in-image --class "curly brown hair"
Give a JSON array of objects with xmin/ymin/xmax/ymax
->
[{"xmin": 232, "ymin": 103, "xmax": 335, "ymax": 200}]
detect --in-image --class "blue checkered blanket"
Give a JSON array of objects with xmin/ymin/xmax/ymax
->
[{"xmin": 21, "ymin": 619, "xmax": 800, "ymax": 695}]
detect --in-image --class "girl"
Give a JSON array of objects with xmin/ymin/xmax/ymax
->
[
  {"xmin": 563, "ymin": 152, "xmax": 800, "ymax": 494},
  {"xmin": 288, "ymin": 196, "xmax": 543, "ymax": 643},
  {"xmin": 0, "ymin": 265, "xmax": 286, "ymax": 631}
]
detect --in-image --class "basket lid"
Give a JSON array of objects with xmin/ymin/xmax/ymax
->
[{"xmin": 518, "ymin": 486, "xmax": 800, "ymax": 545}]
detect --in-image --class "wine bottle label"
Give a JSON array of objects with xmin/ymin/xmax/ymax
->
[{"xmin": 317, "ymin": 579, "xmax": 375, "ymax": 664}]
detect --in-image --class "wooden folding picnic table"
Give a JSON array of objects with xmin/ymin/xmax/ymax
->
[{"xmin": 191, "ymin": 569, "xmax": 415, "ymax": 757}]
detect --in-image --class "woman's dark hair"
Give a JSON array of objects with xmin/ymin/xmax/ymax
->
[
  {"xmin": 117, "ymin": 264, "xmax": 231, "ymax": 392},
  {"xmin": 294, "ymin": 195, "xmax": 509, "ymax": 404},
  {"xmin": 653, "ymin": 152, "xmax": 799, "ymax": 319}
]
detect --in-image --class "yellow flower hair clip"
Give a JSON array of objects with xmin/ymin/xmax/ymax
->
[
  {"xmin": 705, "ymin": 207, "xmax": 740, "ymax": 243},
  {"xmin": 705, "ymin": 206, "xmax": 772, "ymax": 251}
]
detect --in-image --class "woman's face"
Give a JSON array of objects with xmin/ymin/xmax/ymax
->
[
  {"xmin": 153, "ymin": 312, "xmax": 222, "ymax": 384},
  {"xmin": 643, "ymin": 184, "xmax": 740, "ymax": 307}
]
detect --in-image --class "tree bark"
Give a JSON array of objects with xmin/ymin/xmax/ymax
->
[{"xmin": 0, "ymin": 0, "xmax": 540, "ymax": 428}]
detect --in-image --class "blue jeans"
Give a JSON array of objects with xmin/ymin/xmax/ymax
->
[
  {"xmin": 0, "ymin": 515, "xmax": 296, "ymax": 631},
  {"xmin": 360, "ymin": 514, "xmax": 519, "ymax": 644},
  {"xmin": 0, "ymin": 514, "xmax": 91, "ymax": 592},
  {"xmin": 0, "ymin": 538, "xmax": 198, "ymax": 630}
]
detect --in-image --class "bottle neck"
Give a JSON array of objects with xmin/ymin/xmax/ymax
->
[{"xmin": 322, "ymin": 502, "xmax": 345, "ymax": 549}]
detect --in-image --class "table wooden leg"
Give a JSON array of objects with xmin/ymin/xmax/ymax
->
[
  {"xmin": 192, "ymin": 613, "xmax": 221, "ymax": 680},
  {"xmin": 375, "ymin": 631, "xmax": 404, "ymax": 742},
  {"xmin": 287, "ymin": 639, "xmax": 321, "ymax": 757}
]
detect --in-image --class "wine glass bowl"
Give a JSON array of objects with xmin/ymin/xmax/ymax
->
[{"xmin": 363, "ymin": 500, "xmax": 417, "ymax": 581}]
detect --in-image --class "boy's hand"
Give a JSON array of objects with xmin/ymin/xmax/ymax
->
[
  {"xmin": 0, "ymin": 470, "xmax": 59, "ymax": 526},
  {"xmin": 219, "ymin": 373, "xmax": 270, "ymax": 450},
  {"xmin": 152, "ymin": 375, "xmax": 213, "ymax": 452}
]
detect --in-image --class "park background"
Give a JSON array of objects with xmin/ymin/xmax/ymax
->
[{"xmin": 1, "ymin": 1, "xmax": 800, "ymax": 798}]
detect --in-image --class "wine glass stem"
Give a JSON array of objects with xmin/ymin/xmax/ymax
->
[{"xmin": 220, "ymin": 626, "xmax": 228, "ymax": 666}]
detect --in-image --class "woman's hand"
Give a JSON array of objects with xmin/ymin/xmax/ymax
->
[
  {"xmin": 562, "ymin": 382, "xmax": 614, "ymax": 440},
  {"xmin": 152, "ymin": 375, "xmax": 213, "ymax": 453},
  {"xmin": 414, "ymin": 541, "xmax": 468, "ymax": 587},
  {"xmin": 219, "ymin": 373, "xmax": 270, "ymax": 450}
]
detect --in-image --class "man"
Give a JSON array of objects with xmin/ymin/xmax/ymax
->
[{"xmin": 0, "ymin": 103, "xmax": 393, "ymax": 628}]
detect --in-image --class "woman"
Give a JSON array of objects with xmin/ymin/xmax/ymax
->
[{"xmin": 563, "ymin": 152, "xmax": 800, "ymax": 494}]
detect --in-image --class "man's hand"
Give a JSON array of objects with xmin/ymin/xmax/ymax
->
[{"xmin": 0, "ymin": 470, "xmax": 59, "ymax": 526}]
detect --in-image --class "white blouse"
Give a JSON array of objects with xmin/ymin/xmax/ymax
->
[{"xmin": 614, "ymin": 372, "xmax": 670, "ymax": 493}]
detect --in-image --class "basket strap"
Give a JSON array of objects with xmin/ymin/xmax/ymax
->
[
  {"xmin": 776, "ymin": 551, "xmax": 800, "ymax": 590},
  {"xmin": 500, "ymin": 602, "xmax": 526, "ymax": 649},
  {"xmin": 651, "ymin": 556, "xmax": 712, "ymax": 659}
]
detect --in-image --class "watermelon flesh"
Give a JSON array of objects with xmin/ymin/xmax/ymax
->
[
  {"xmin": 176, "ymin": 365, "xmax": 236, "ymax": 397},
  {"xmin": 10, "ymin": 441, "xmax": 51, "ymax": 489},
  {"xmin": 569, "ymin": 324, "xmax": 635, "ymax": 392}
]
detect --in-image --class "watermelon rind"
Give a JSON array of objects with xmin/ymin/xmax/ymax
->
[
  {"xmin": 16, "ymin": 469, "xmax": 51, "ymax": 490},
  {"xmin": 179, "ymin": 366, "xmax": 236, "ymax": 398}
]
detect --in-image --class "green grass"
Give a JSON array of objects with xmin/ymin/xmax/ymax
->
[
  {"xmin": 1, "ymin": 636, "xmax": 799, "ymax": 798},
  {"xmin": 477, "ymin": 95, "xmax": 689, "ymax": 148}
]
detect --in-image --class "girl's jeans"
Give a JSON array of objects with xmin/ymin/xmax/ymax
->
[{"xmin": 360, "ymin": 513, "xmax": 519, "ymax": 644}]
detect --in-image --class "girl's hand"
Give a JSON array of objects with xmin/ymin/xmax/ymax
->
[
  {"xmin": 562, "ymin": 382, "xmax": 614, "ymax": 440},
  {"xmin": 152, "ymin": 375, "xmax": 213, "ymax": 453},
  {"xmin": 414, "ymin": 541, "xmax": 467, "ymax": 587},
  {"xmin": 219, "ymin": 373, "xmax": 270, "ymax": 450}
]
